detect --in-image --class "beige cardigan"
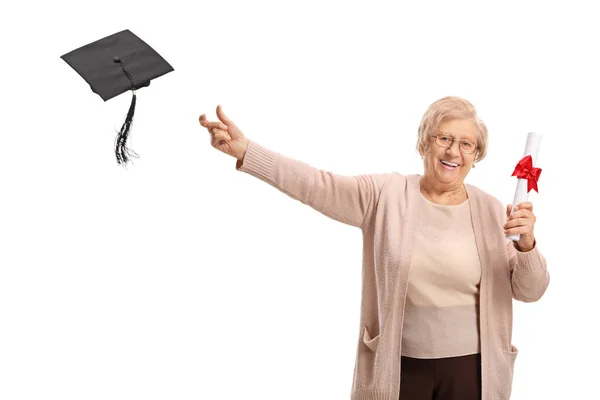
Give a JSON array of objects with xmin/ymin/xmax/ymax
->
[{"xmin": 236, "ymin": 140, "xmax": 550, "ymax": 400}]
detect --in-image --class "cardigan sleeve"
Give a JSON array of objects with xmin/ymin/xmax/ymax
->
[
  {"xmin": 507, "ymin": 239, "xmax": 550, "ymax": 302},
  {"xmin": 235, "ymin": 139, "xmax": 392, "ymax": 228}
]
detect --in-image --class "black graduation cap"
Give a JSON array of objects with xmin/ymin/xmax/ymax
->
[{"xmin": 61, "ymin": 29, "xmax": 174, "ymax": 165}]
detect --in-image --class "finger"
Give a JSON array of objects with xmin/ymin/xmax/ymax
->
[
  {"xmin": 506, "ymin": 204, "xmax": 512, "ymax": 218},
  {"xmin": 506, "ymin": 212, "xmax": 536, "ymax": 226},
  {"xmin": 212, "ymin": 128, "xmax": 231, "ymax": 141},
  {"xmin": 515, "ymin": 202, "xmax": 533, "ymax": 212},
  {"xmin": 200, "ymin": 114, "xmax": 228, "ymax": 131},
  {"xmin": 213, "ymin": 133, "xmax": 231, "ymax": 142},
  {"xmin": 199, "ymin": 114, "xmax": 209, "ymax": 128},
  {"xmin": 207, "ymin": 121, "xmax": 229, "ymax": 131},
  {"xmin": 508, "ymin": 209, "xmax": 535, "ymax": 221},
  {"xmin": 504, "ymin": 226, "xmax": 533, "ymax": 235},
  {"xmin": 216, "ymin": 105, "xmax": 235, "ymax": 127},
  {"xmin": 504, "ymin": 217, "xmax": 532, "ymax": 229}
]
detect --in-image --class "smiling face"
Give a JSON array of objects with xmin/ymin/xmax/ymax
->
[{"xmin": 423, "ymin": 118, "xmax": 479, "ymax": 188}]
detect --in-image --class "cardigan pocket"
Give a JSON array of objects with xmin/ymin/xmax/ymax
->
[
  {"xmin": 501, "ymin": 344, "xmax": 518, "ymax": 362},
  {"xmin": 501, "ymin": 344, "xmax": 518, "ymax": 372},
  {"xmin": 498, "ymin": 345, "xmax": 518, "ymax": 398},
  {"xmin": 362, "ymin": 324, "xmax": 380, "ymax": 351},
  {"xmin": 354, "ymin": 324, "xmax": 382, "ymax": 386}
]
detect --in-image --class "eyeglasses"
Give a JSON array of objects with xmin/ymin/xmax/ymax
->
[{"xmin": 430, "ymin": 133, "xmax": 478, "ymax": 155}]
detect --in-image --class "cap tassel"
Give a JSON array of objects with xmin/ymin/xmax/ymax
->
[
  {"xmin": 115, "ymin": 89, "xmax": 138, "ymax": 165},
  {"xmin": 114, "ymin": 57, "xmax": 139, "ymax": 165}
]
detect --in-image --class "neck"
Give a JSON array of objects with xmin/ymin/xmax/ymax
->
[{"xmin": 420, "ymin": 174, "xmax": 467, "ymax": 205}]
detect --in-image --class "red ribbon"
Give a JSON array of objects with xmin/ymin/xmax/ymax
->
[{"xmin": 512, "ymin": 155, "xmax": 542, "ymax": 192}]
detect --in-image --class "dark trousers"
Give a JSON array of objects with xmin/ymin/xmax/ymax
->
[{"xmin": 399, "ymin": 353, "xmax": 482, "ymax": 400}]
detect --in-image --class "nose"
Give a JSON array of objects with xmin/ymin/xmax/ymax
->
[{"xmin": 446, "ymin": 141, "xmax": 461, "ymax": 157}]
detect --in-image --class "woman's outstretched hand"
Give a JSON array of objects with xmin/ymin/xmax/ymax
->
[{"xmin": 200, "ymin": 105, "xmax": 249, "ymax": 161}]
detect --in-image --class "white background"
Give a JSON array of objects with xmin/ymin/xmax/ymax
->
[{"xmin": 1, "ymin": 1, "xmax": 598, "ymax": 399}]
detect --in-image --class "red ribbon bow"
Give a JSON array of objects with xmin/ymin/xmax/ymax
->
[{"xmin": 512, "ymin": 155, "xmax": 542, "ymax": 192}]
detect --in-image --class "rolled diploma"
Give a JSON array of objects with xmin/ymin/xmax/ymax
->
[{"xmin": 506, "ymin": 132, "xmax": 542, "ymax": 242}]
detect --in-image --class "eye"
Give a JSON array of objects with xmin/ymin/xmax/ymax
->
[
  {"xmin": 440, "ymin": 136, "xmax": 452, "ymax": 142},
  {"xmin": 461, "ymin": 141, "xmax": 473, "ymax": 148}
]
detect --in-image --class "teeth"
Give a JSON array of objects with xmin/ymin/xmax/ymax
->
[{"xmin": 441, "ymin": 160, "xmax": 459, "ymax": 167}]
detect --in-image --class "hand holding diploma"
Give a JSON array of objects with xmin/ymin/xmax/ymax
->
[
  {"xmin": 504, "ymin": 202, "xmax": 537, "ymax": 252},
  {"xmin": 505, "ymin": 132, "xmax": 543, "ymax": 251}
]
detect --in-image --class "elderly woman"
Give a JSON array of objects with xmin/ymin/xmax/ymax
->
[{"xmin": 199, "ymin": 96, "xmax": 549, "ymax": 400}]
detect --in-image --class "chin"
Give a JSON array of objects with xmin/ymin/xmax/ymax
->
[{"xmin": 435, "ymin": 170, "xmax": 465, "ymax": 184}]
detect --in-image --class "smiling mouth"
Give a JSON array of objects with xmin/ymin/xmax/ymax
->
[{"xmin": 440, "ymin": 159, "xmax": 460, "ymax": 169}]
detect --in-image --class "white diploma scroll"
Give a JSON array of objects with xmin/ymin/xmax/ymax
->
[{"xmin": 506, "ymin": 132, "xmax": 542, "ymax": 242}]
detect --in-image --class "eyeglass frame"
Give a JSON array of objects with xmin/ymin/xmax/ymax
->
[{"xmin": 429, "ymin": 132, "xmax": 478, "ymax": 155}]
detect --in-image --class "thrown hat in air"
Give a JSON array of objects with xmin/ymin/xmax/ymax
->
[{"xmin": 61, "ymin": 29, "xmax": 174, "ymax": 165}]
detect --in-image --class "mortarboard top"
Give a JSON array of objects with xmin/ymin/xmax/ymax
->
[{"xmin": 61, "ymin": 29, "xmax": 174, "ymax": 165}]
